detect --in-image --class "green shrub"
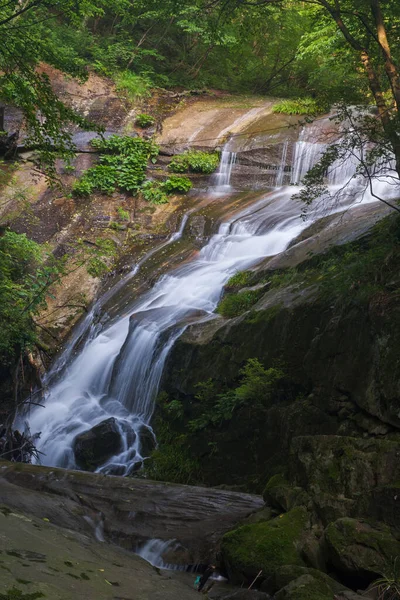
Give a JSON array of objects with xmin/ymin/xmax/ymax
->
[
  {"xmin": 135, "ymin": 113, "xmax": 155, "ymax": 128},
  {"xmin": 115, "ymin": 71, "xmax": 152, "ymax": 101},
  {"xmin": 189, "ymin": 358, "xmax": 284, "ymax": 431},
  {"xmin": 73, "ymin": 136, "xmax": 159, "ymax": 196},
  {"xmin": 163, "ymin": 175, "xmax": 192, "ymax": 193},
  {"xmin": 144, "ymin": 421, "xmax": 202, "ymax": 485},
  {"xmin": 225, "ymin": 270, "xmax": 253, "ymax": 290},
  {"xmin": 117, "ymin": 207, "xmax": 130, "ymax": 221},
  {"xmin": 273, "ymin": 98, "xmax": 325, "ymax": 115},
  {"xmin": 140, "ymin": 180, "xmax": 169, "ymax": 204},
  {"xmin": 169, "ymin": 151, "xmax": 220, "ymax": 174},
  {"xmin": 217, "ymin": 289, "xmax": 262, "ymax": 318}
]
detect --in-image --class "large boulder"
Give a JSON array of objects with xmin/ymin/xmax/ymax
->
[
  {"xmin": 289, "ymin": 436, "xmax": 400, "ymax": 525},
  {"xmin": 324, "ymin": 518, "xmax": 400, "ymax": 584},
  {"xmin": 274, "ymin": 574, "xmax": 334, "ymax": 600},
  {"xmin": 73, "ymin": 417, "xmax": 123, "ymax": 470},
  {"xmin": 271, "ymin": 565, "xmax": 348, "ymax": 597},
  {"xmin": 221, "ymin": 507, "xmax": 310, "ymax": 584}
]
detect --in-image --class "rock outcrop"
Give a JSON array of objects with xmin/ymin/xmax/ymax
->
[{"xmin": 0, "ymin": 460, "xmax": 263, "ymax": 566}]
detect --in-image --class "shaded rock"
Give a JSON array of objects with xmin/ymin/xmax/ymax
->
[
  {"xmin": 242, "ymin": 507, "xmax": 274, "ymax": 525},
  {"xmin": 138, "ymin": 424, "xmax": 157, "ymax": 457},
  {"xmin": 270, "ymin": 566, "xmax": 348, "ymax": 596},
  {"xmin": 274, "ymin": 574, "xmax": 334, "ymax": 600},
  {"xmin": 263, "ymin": 474, "xmax": 310, "ymax": 513},
  {"xmin": 289, "ymin": 436, "xmax": 400, "ymax": 525},
  {"xmin": 73, "ymin": 417, "xmax": 123, "ymax": 470},
  {"xmin": 324, "ymin": 518, "xmax": 400, "ymax": 584},
  {"xmin": 0, "ymin": 460, "xmax": 264, "ymax": 566},
  {"xmin": 224, "ymin": 590, "xmax": 271, "ymax": 600},
  {"xmin": 221, "ymin": 507, "xmax": 310, "ymax": 584}
]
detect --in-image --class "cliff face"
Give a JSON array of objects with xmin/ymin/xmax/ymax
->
[{"xmin": 158, "ymin": 202, "xmax": 400, "ymax": 495}]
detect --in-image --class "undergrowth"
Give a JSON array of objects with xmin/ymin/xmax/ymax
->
[
  {"xmin": 169, "ymin": 151, "xmax": 220, "ymax": 174},
  {"xmin": 273, "ymin": 97, "xmax": 325, "ymax": 115}
]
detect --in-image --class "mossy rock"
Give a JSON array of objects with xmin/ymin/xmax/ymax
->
[
  {"xmin": 263, "ymin": 474, "xmax": 310, "ymax": 512},
  {"xmin": 272, "ymin": 566, "xmax": 348, "ymax": 596},
  {"xmin": 274, "ymin": 574, "xmax": 334, "ymax": 600},
  {"xmin": 221, "ymin": 507, "xmax": 310, "ymax": 584},
  {"xmin": 324, "ymin": 518, "xmax": 400, "ymax": 581}
]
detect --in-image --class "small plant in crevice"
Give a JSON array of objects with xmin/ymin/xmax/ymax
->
[
  {"xmin": 135, "ymin": 113, "xmax": 155, "ymax": 128},
  {"xmin": 117, "ymin": 206, "xmax": 130, "ymax": 221},
  {"xmin": 216, "ymin": 288, "xmax": 263, "ymax": 318},
  {"xmin": 169, "ymin": 151, "xmax": 220, "ymax": 174}
]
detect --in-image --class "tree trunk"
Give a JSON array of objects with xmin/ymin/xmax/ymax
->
[{"xmin": 370, "ymin": 0, "xmax": 400, "ymax": 110}]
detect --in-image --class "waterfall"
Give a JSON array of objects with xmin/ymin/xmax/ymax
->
[
  {"xmin": 23, "ymin": 117, "xmax": 396, "ymax": 475},
  {"xmin": 212, "ymin": 150, "xmax": 237, "ymax": 190}
]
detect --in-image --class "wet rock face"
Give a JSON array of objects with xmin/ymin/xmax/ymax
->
[
  {"xmin": 0, "ymin": 461, "xmax": 264, "ymax": 566},
  {"xmin": 73, "ymin": 417, "xmax": 123, "ymax": 470}
]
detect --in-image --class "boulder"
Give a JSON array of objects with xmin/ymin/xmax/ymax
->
[
  {"xmin": 289, "ymin": 436, "xmax": 400, "ymax": 525},
  {"xmin": 270, "ymin": 565, "xmax": 348, "ymax": 596},
  {"xmin": 262, "ymin": 474, "xmax": 310, "ymax": 513},
  {"xmin": 73, "ymin": 417, "xmax": 123, "ymax": 470},
  {"xmin": 221, "ymin": 507, "xmax": 310, "ymax": 584},
  {"xmin": 274, "ymin": 574, "xmax": 334, "ymax": 600},
  {"xmin": 324, "ymin": 518, "xmax": 400, "ymax": 583}
]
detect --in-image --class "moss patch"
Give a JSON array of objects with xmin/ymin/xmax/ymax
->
[{"xmin": 222, "ymin": 507, "xmax": 309, "ymax": 582}]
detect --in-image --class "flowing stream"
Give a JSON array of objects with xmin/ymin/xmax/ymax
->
[{"xmin": 24, "ymin": 115, "xmax": 395, "ymax": 475}]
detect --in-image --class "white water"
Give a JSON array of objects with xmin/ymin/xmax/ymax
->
[
  {"xmin": 23, "ymin": 117, "xmax": 397, "ymax": 475},
  {"xmin": 135, "ymin": 538, "xmax": 186, "ymax": 570},
  {"xmin": 212, "ymin": 149, "xmax": 237, "ymax": 191}
]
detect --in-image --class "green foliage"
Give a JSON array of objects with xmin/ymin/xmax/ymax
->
[
  {"xmin": 371, "ymin": 557, "xmax": 400, "ymax": 600},
  {"xmin": 266, "ymin": 215, "xmax": 400, "ymax": 308},
  {"xmin": 135, "ymin": 113, "xmax": 156, "ymax": 128},
  {"xmin": 117, "ymin": 207, "xmax": 130, "ymax": 221},
  {"xmin": 144, "ymin": 420, "xmax": 202, "ymax": 485},
  {"xmin": 73, "ymin": 136, "xmax": 159, "ymax": 196},
  {"xmin": 169, "ymin": 151, "xmax": 220, "ymax": 175},
  {"xmin": 225, "ymin": 270, "xmax": 253, "ymax": 289},
  {"xmin": 188, "ymin": 358, "xmax": 284, "ymax": 431},
  {"xmin": 140, "ymin": 180, "xmax": 169, "ymax": 204},
  {"xmin": 76, "ymin": 237, "xmax": 118, "ymax": 278},
  {"xmin": 163, "ymin": 175, "xmax": 192, "ymax": 194},
  {"xmin": 217, "ymin": 289, "xmax": 262, "ymax": 318},
  {"xmin": 273, "ymin": 98, "xmax": 325, "ymax": 115},
  {"xmin": 140, "ymin": 175, "xmax": 192, "ymax": 203},
  {"xmin": 115, "ymin": 71, "xmax": 152, "ymax": 101},
  {"xmin": 0, "ymin": 231, "xmax": 64, "ymax": 363}
]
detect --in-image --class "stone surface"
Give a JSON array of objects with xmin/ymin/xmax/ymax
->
[
  {"xmin": 73, "ymin": 417, "xmax": 123, "ymax": 470},
  {"xmin": 0, "ymin": 461, "xmax": 264, "ymax": 565},
  {"xmin": 221, "ymin": 507, "xmax": 310, "ymax": 584},
  {"xmin": 289, "ymin": 436, "xmax": 400, "ymax": 526},
  {"xmin": 274, "ymin": 574, "xmax": 334, "ymax": 600},
  {"xmin": 324, "ymin": 518, "xmax": 400, "ymax": 582},
  {"xmin": 0, "ymin": 506, "xmax": 200, "ymax": 600},
  {"xmin": 271, "ymin": 566, "xmax": 348, "ymax": 596}
]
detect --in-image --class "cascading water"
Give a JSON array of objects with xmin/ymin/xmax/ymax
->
[
  {"xmin": 23, "ymin": 115, "xmax": 395, "ymax": 476},
  {"xmin": 212, "ymin": 149, "xmax": 237, "ymax": 190}
]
